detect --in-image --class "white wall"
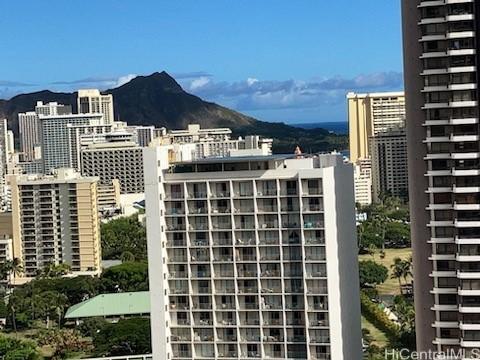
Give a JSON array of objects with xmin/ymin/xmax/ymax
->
[
  {"xmin": 143, "ymin": 147, "xmax": 170, "ymax": 360},
  {"xmin": 323, "ymin": 164, "xmax": 362, "ymax": 360}
]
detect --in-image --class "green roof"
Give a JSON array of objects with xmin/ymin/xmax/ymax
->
[{"xmin": 65, "ymin": 291, "xmax": 150, "ymax": 319}]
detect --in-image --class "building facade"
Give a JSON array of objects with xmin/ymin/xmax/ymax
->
[
  {"xmin": 77, "ymin": 89, "xmax": 114, "ymax": 124},
  {"xmin": 39, "ymin": 113, "xmax": 103, "ymax": 173},
  {"xmin": 347, "ymin": 92, "xmax": 406, "ymax": 163},
  {"xmin": 353, "ymin": 159, "xmax": 372, "ymax": 206},
  {"xmin": 35, "ymin": 101, "xmax": 72, "ymax": 117},
  {"xmin": 158, "ymin": 125, "xmax": 273, "ymax": 159},
  {"xmin": 369, "ymin": 130, "xmax": 408, "ymax": 202},
  {"xmin": 11, "ymin": 169, "xmax": 101, "ymax": 279},
  {"xmin": 80, "ymin": 141, "xmax": 144, "ymax": 194},
  {"xmin": 0, "ymin": 119, "xmax": 8, "ymax": 209},
  {"xmin": 144, "ymin": 149, "xmax": 362, "ymax": 360},
  {"xmin": 402, "ymin": 0, "xmax": 480, "ymax": 352},
  {"xmin": 18, "ymin": 112, "xmax": 40, "ymax": 162}
]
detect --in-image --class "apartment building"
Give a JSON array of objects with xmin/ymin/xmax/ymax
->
[
  {"xmin": 144, "ymin": 148, "xmax": 362, "ymax": 360},
  {"xmin": 159, "ymin": 124, "xmax": 273, "ymax": 159},
  {"xmin": 133, "ymin": 125, "xmax": 155, "ymax": 147},
  {"xmin": 347, "ymin": 92, "xmax": 406, "ymax": 163},
  {"xmin": 39, "ymin": 113, "xmax": 104, "ymax": 173},
  {"xmin": 77, "ymin": 89, "xmax": 114, "ymax": 124},
  {"xmin": 353, "ymin": 159, "xmax": 372, "ymax": 206},
  {"xmin": 11, "ymin": 169, "xmax": 101, "ymax": 279},
  {"xmin": 0, "ymin": 213, "xmax": 13, "ymax": 269},
  {"xmin": 0, "ymin": 119, "xmax": 8, "ymax": 209},
  {"xmin": 35, "ymin": 101, "xmax": 72, "ymax": 117},
  {"xmin": 80, "ymin": 141, "xmax": 144, "ymax": 194},
  {"xmin": 18, "ymin": 112, "xmax": 40, "ymax": 162},
  {"xmin": 369, "ymin": 130, "xmax": 408, "ymax": 202},
  {"xmin": 67, "ymin": 123, "xmax": 113, "ymax": 171},
  {"xmin": 402, "ymin": 0, "xmax": 480, "ymax": 352},
  {"xmin": 97, "ymin": 179, "xmax": 121, "ymax": 212}
]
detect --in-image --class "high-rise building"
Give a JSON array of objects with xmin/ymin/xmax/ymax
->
[
  {"xmin": 38, "ymin": 113, "xmax": 103, "ymax": 173},
  {"xmin": 18, "ymin": 102, "xmax": 72, "ymax": 163},
  {"xmin": 80, "ymin": 140, "xmax": 144, "ymax": 194},
  {"xmin": 97, "ymin": 179, "xmax": 121, "ymax": 214},
  {"xmin": 143, "ymin": 149, "xmax": 362, "ymax": 360},
  {"xmin": 369, "ymin": 130, "xmax": 408, "ymax": 201},
  {"xmin": 0, "ymin": 212, "xmax": 13, "ymax": 267},
  {"xmin": 11, "ymin": 168, "xmax": 101, "ymax": 280},
  {"xmin": 77, "ymin": 89, "xmax": 114, "ymax": 124},
  {"xmin": 133, "ymin": 125, "xmax": 155, "ymax": 147},
  {"xmin": 66, "ymin": 123, "xmax": 113, "ymax": 171},
  {"xmin": 18, "ymin": 112, "xmax": 40, "ymax": 162},
  {"xmin": 158, "ymin": 124, "xmax": 273, "ymax": 159},
  {"xmin": 35, "ymin": 101, "xmax": 72, "ymax": 117},
  {"xmin": 402, "ymin": 0, "xmax": 480, "ymax": 352},
  {"xmin": 347, "ymin": 92, "xmax": 406, "ymax": 163},
  {"xmin": 353, "ymin": 159, "xmax": 372, "ymax": 206},
  {"xmin": 0, "ymin": 119, "xmax": 8, "ymax": 206}
]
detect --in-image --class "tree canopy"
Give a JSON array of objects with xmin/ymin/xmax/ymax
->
[
  {"xmin": 359, "ymin": 260, "xmax": 389, "ymax": 288},
  {"xmin": 101, "ymin": 215, "xmax": 147, "ymax": 260},
  {"xmin": 101, "ymin": 261, "xmax": 149, "ymax": 292},
  {"xmin": 93, "ymin": 318, "xmax": 151, "ymax": 356}
]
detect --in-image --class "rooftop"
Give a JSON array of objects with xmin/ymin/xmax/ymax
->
[{"xmin": 65, "ymin": 291, "xmax": 150, "ymax": 319}]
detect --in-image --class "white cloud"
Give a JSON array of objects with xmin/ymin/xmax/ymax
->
[
  {"xmin": 181, "ymin": 71, "xmax": 403, "ymax": 111},
  {"xmin": 115, "ymin": 74, "xmax": 137, "ymax": 87},
  {"xmin": 189, "ymin": 76, "xmax": 211, "ymax": 90}
]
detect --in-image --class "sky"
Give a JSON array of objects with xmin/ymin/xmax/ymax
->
[{"xmin": 0, "ymin": 0, "xmax": 403, "ymax": 124}]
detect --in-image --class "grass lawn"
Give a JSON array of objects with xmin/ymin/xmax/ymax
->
[
  {"xmin": 359, "ymin": 248, "xmax": 412, "ymax": 296},
  {"xmin": 361, "ymin": 315, "xmax": 389, "ymax": 348}
]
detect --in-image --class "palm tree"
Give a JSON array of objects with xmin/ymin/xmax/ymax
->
[
  {"xmin": 0, "ymin": 258, "xmax": 23, "ymax": 292},
  {"xmin": 402, "ymin": 256, "xmax": 413, "ymax": 285},
  {"xmin": 121, "ymin": 251, "xmax": 136, "ymax": 263},
  {"xmin": 391, "ymin": 257, "xmax": 404, "ymax": 294}
]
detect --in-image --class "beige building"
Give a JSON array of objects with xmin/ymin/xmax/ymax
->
[
  {"xmin": 11, "ymin": 169, "xmax": 101, "ymax": 280},
  {"xmin": 0, "ymin": 212, "xmax": 13, "ymax": 266},
  {"xmin": 347, "ymin": 92, "xmax": 405, "ymax": 162},
  {"xmin": 353, "ymin": 158, "xmax": 372, "ymax": 206},
  {"xmin": 97, "ymin": 179, "xmax": 121, "ymax": 212},
  {"xmin": 77, "ymin": 89, "xmax": 114, "ymax": 125}
]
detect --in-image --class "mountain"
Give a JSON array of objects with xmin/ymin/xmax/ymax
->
[{"xmin": 0, "ymin": 71, "xmax": 347, "ymax": 153}]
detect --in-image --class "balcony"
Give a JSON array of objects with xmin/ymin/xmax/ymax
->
[{"xmin": 166, "ymin": 192, "xmax": 184, "ymax": 200}]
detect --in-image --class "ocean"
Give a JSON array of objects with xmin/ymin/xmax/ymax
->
[{"xmin": 292, "ymin": 121, "xmax": 348, "ymax": 135}]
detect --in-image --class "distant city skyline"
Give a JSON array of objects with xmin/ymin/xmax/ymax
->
[{"xmin": 0, "ymin": 0, "xmax": 403, "ymax": 124}]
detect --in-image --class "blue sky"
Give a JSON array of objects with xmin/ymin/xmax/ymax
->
[{"xmin": 0, "ymin": 0, "xmax": 403, "ymax": 124}]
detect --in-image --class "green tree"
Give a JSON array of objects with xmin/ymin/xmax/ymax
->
[
  {"xmin": 34, "ymin": 291, "xmax": 68, "ymax": 328},
  {"xmin": 101, "ymin": 261, "xmax": 149, "ymax": 292},
  {"xmin": 78, "ymin": 317, "xmax": 109, "ymax": 338},
  {"xmin": 101, "ymin": 215, "xmax": 147, "ymax": 260},
  {"xmin": 385, "ymin": 222, "xmax": 410, "ymax": 248},
  {"xmin": 93, "ymin": 318, "xmax": 151, "ymax": 356},
  {"xmin": 37, "ymin": 328, "xmax": 90, "ymax": 359},
  {"xmin": 0, "ymin": 334, "xmax": 40, "ymax": 360},
  {"xmin": 359, "ymin": 260, "xmax": 389, "ymax": 288},
  {"xmin": 121, "ymin": 251, "xmax": 136, "ymax": 263},
  {"xmin": 390, "ymin": 257, "xmax": 412, "ymax": 294},
  {"xmin": 37, "ymin": 263, "xmax": 72, "ymax": 279}
]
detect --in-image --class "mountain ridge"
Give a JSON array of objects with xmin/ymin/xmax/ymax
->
[{"xmin": 0, "ymin": 71, "xmax": 347, "ymax": 153}]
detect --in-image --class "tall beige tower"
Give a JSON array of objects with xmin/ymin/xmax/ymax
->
[
  {"xmin": 347, "ymin": 92, "xmax": 406, "ymax": 163},
  {"xmin": 77, "ymin": 89, "xmax": 114, "ymax": 124},
  {"xmin": 11, "ymin": 169, "xmax": 101, "ymax": 280}
]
